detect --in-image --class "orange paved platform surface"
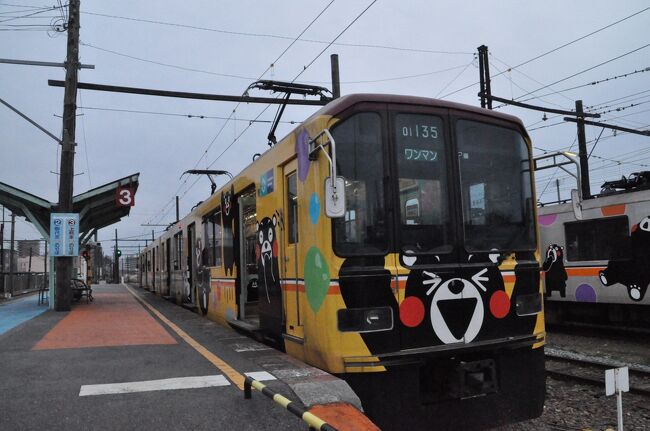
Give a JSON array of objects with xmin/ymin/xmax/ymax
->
[
  {"xmin": 33, "ymin": 291, "xmax": 177, "ymax": 350},
  {"xmin": 310, "ymin": 403, "xmax": 380, "ymax": 431}
]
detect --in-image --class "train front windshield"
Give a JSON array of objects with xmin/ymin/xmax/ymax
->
[
  {"xmin": 457, "ymin": 120, "xmax": 535, "ymax": 252},
  {"xmin": 332, "ymin": 111, "xmax": 536, "ymax": 255}
]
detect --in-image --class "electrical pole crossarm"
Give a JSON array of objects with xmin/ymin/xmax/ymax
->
[
  {"xmin": 563, "ymin": 117, "xmax": 650, "ymax": 137},
  {"xmin": 478, "ymin": 93, "xmax": 601, "ymax": 118}
]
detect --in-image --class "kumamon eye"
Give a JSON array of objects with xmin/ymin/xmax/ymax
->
[
  {"xmin": 268, "ymin": 228, "xmax": 274, "ymax": 242},
  {"xmin": 259, "ymin": 231, "xmax": 264, "ymax": 243}
]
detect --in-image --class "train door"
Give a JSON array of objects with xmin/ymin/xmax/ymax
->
[
  {"xmin": 283, "ymin": 160, "xmax": 304, "ymax": 342},
  {"xmin": 143, "ymin": 252, "xmax": 148, "ymax": 287},
  {"xmin": 166, "ymin": 238, "xmax": 172, "ymax": 295},
  {"xmin": 152, "ymin": 247, "xmax": 157, "ymax": 291},
  {"xmin": 237, "ymin": 188, "xmax": 259, "ymax": 324},
  {"xmin": 187, "ymin": 223, "xmax": 195, "ymax": 303}
]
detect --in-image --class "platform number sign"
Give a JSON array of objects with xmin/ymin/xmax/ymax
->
[
  {"xmin": 50, "ymin": 213, "xmax": 79, "ymax": 257},
  {"xmin": 116, "ymin": 185, "xmax": 135, "ymax": 207}
]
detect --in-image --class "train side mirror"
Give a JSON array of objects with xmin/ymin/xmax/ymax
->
[
  {"xmin": 571, "ymin": 189, "xmax": 583, "ymax": 220},
  {"xmin": 324, "ymin": 176, "xmax": 346, "ymax": 218},
  {"xmin": 309, "ymin": 128, "xmax": 346, "ymax": 218}
]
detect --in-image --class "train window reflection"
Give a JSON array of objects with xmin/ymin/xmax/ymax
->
[
  {"xmin": 333, "ymin": 112, "xmax": 387, "ymax": 255},
  {"xmin": 565, "ymin": 216, "xmax": 628, "ymax": 261},
  {"xmin": 287, "ymin": 173, "xmax": 298, "ymax": 244},
  {"xmin": 457, "ymin": 120, "xmax": 535, "ymax": 252},
  {"xmin": 204, "ymin": 209, "xmax": 222, "ymax": 267},
  {"xmin": 395, "ymin": 113, "xmax": 451, "ymax": 254}
]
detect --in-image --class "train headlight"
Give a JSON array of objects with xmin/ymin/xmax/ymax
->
[
  {"xmin": 337, "ymin": 307, "xmax": 393, "ymax": 333},
  {"xmin": 515, "ymin": 293, "xmax": 542, "ymax": 316}
]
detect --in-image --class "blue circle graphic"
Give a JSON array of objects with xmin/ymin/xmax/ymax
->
[{"xmin": 309, "ymin": 193, "xmax": 321, "ymax": 225}]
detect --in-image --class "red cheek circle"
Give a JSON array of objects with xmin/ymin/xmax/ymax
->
[
  {"xmin": 489, "ymin": 290, "xmax": 510, "ymax": 319},
  {"xmin": 400, "ymin": 296, "xmax": 425, "ymax": 328},
  {"xmin": 272, "ymin": 241, "xmax": 278, "ymax": 257}
]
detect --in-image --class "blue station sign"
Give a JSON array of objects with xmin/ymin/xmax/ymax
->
[{"xmin": 50, "ymin": 213, "xmax": 80, "ymax": 257}]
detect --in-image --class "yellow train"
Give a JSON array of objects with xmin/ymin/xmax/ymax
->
[{"xmin": 140, "ymin": 93, "xmax": 545, "ymax": 429}]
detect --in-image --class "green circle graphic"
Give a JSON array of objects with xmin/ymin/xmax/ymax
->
[{"xmin": 304, "ymin": 246, "xmax": 330, "ymax": 313}]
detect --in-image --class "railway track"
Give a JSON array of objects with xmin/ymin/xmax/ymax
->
[
  {"xmin": 545, "ymin": 347, "xmax": 650, "ymax": 396},
  {"xmin": 546, "ymin": 321, "xmax": 650, "ymax": 337}
]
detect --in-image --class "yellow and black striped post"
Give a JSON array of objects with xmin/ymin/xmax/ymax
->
[{"xmin": 244, "ymin": 376, "xmax": 338, "ymax": 431}]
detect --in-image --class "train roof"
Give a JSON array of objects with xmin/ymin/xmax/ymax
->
[{"xmin": 306, "ymin": 93, "xmax": 526, "ymax": 127}]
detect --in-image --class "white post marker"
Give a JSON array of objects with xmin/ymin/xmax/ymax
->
[{"xmin": 605, "ymin": 366, "xmax": 629, "ymax": 431}]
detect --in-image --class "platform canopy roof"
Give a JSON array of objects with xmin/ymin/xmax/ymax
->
[{"xmin": 0, "ymin": 173, "xmax": 139, "ymax": 242}]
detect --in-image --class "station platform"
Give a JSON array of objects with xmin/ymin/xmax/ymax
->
[{"xmin": 0, "ymin": 283, "xmax": 378, "ymax": 431}]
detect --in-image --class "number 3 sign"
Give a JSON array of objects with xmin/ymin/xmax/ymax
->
[{"xmin": 116, "ymin": 186, "xmax": 136, "ymax": 207}]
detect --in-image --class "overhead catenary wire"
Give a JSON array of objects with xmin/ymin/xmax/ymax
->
[
  {"xmin": 435, "ymin": 60, "xmax": 475, "ymax": 98},
  {"xmin": 439, "ymin": 6, "xmax": 650, "ymax": 100},
  {"xmin": 80, "ymin": 41, "xmax": 256, "ymax": 81},
  {"xmin": 165, "ymin": 0, "xmax": 379, "ymax": 224},
  {"xmin": 0, "ymin": 4, "xmax": 58, "ymax": 23},
  {"xmin": 78, "ymin": 106, "xmax": 301, "ymax": 124},
  {"xmin": 514, "ymin": 43, "xmax": 650, "ymax": 101},
  {"xmin": 144, "ymin": 0, "xmax": 342, "ymax": 227},
  {"xmin": 518, "ymin": 66, "xmax": 650, "ymax": 104},
  {"xmin": 587, "ymin": 89, "xmax": 650, "ymax": 111},
  {"xmin": 80, "ymin": 40, "xmax": 472, "ymax": 85},
  {"xmin": 489, "ymin": 59, "xmax": 570, "ymax": 110},
  {"xmin": 78, "ymin": 92, "xmax": 92, "ymax": 188},
  {"xmin": 80, "ymin": 9, "xmax": 472, "ymax": 56}
]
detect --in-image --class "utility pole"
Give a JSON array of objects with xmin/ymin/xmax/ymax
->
[
  {"xmin": 0, "ymin": 205, "xmax": 4, "ymax": 295},
  {"xmin": 478, "ymin": 45, "xmax": 492, "ymax": 109},
  {"xmin": 176, "ymin": 196, "xmax": 180, "ymax": 223},
  {"xmin": 27, "ymin": 247, "xmax": 33, "ymax": 291},
  {"xmin": 575, "ymin": 100, "xmax": 591, "ymax": 199},
  {"xmin": 330, "ymin": 54, "xmax": 340, "ymax": 99},
  {"xmin": 44, "ymin": 241, "xmax": 48, "ymax": 291},
  {"xmin": 9, "ymin": 213, "xmax": 15, "ymax": 296},
  {"xmin": 114, "ymin": 228, "xmax": 119, "ymax": 283},
  {"xmin": 55, "ymin": 0, "xmax": 81, "ymax": 311}
]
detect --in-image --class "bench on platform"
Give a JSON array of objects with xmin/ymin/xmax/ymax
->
[{"xmin": 71, "ymin": 279, "xmax": 93, "ymax": 303}]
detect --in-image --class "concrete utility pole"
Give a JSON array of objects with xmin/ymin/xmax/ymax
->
[
  {"xmin": 575, "ymin": 100, "xmax": 591, "ymax": 199},
  {"xmin": 55, "ymin": 0, "xmax": 80, "ymax": 311},
  {"xmin": 114, "ymin": 229, "xmax": 119, "ymax": 283},
  {"xmin": 0, "ymin": 206, "xmax": 4, "ymax": 294},
  {"xmin": 9, "ymin": 213, "xmax": 15, "ymax": 296},
  {"xmin": 330, "ymin": 54, "xmax": 340, "ymax": 99}
]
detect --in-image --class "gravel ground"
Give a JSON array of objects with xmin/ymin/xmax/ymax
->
[
  {"xmin": 547, "ymin": 328, "xmax": 649, "ymax": 368},
  {"xmin": 495, "ymin": 328, "xmax": 650, "ymax": 431},
  {"xmin": 499, "ymin": 376, "xmax": 650, "ymax": 430}
]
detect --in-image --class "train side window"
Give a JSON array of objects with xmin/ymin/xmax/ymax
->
[
  {"xmin": 332, "ymin": 112, "xmax": 387, "ymax": 255},
  {"xmin": 564, "ymin": 216, "xmax": 629, "ymax": 261},
  {"xmin": 204, "ymin": 209, "xmax": 223, "ymax": 267},
  {"xmin": 287, "ymin": 173, "xmax": 298, "ymax": 244},
  {"xmin": 174, "ymin": 231, "xmax": 183, "ymax": 270}
]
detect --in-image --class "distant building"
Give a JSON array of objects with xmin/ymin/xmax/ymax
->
[
  {"xmin": 17, "ymin": 255, "xmax": 46, "ymax": 273},
  {"xmin": 18, "ymin": 240, "xmax": 41, "ymax": 258}
]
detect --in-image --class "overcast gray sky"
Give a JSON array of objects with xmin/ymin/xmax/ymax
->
[{"xmin": 1, "ymin": 1, "xmax": 649, "ymax": 250}]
